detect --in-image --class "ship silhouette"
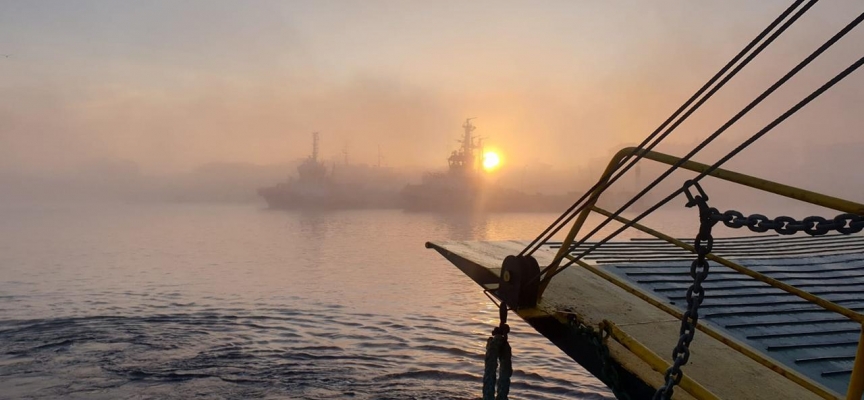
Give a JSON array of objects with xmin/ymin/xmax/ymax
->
[
  {"xmin": 401, "ymin": 119, "xmax": 575, "ymax": 213},
  {"xmin": 258, "ymin": 133, "xmax": 400, "ymax": 210}
]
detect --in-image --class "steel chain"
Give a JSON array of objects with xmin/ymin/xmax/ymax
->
[
  {"xmin": 566, "ymin": 314, "xmax": 631, "ymax": 400},
  {"xmin": 710, "ymin": 210, "xmax": 863, "ymax": 236},
  {"xmin": 655, "ymin": 181, "xmax": 717, "ymax": 400},
  {"xmin": 655, "ymin": 181, "xmax": 861, "ymax": 399}
]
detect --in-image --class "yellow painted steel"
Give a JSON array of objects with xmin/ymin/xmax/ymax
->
[
  {"xmin": 535, "ymin": 146, "xmax": 864, "ymax": 398},
  {"xmin": 564, "ymin": 253, "xmax": 840, "ymax": 400},
  {"xmin": 539, "ymin": 162, "xmax": 614, "ymax": 296},
  {"xmin": 612, "ymin": 147, "xmax": 864, "ymax": 214},
  {"xmin": 540, "ymin": 146, "xmax": 864, "ymax": 298},
  {"xmin": 848, "ymin": 326, "xmax": 864, "ymax": 400},
  {"xmin": 601, "ymin": 320, "xmax": 721, "ymax": 400}
]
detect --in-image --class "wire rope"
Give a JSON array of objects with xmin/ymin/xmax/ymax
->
[
  {"xmin": 520, "ymin": 0, "xmax": 812, "ymax": 257},
  {"xmin": 540, "ymin": 11, "xmax": 864, "ymax": 282}
]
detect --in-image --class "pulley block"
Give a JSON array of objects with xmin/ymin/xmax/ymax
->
[{"xmin": 499, "ymin": 255, "xmax": 540, "ymax": 309}]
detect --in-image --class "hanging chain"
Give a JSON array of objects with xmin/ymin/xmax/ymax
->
[
  {"xmin": 654, "ymin": 181, "xmax": 717, "ymax": 400},
  {"xmin": 651, "ymin": 179, "xmax": 861, "ymax": 398},
  {"xmin": 710, "ymin": 210, "xmax": 864, "ymax": 235},
  {"xmin": 565, "ymin": 313, "xmax": 631, "ymax": 400}
]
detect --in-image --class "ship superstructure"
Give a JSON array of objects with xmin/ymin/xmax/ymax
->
[
  {"xmin": 424, "ymin": 3, "xmax": 864, "ymax": 399},
  {"xmin": 258, "ymin": 133, "xmax": 400, "ymax": 210},
  {"xmin": 447, "ymin": 118, "xmax": 483, "ymax": 176},
  {"xmin": 401, "ymin": 119, "xmax": 571, "ymax": 213}
]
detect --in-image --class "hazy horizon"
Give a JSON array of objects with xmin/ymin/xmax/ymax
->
[
  {"xmin": 1, "ymin": 1, "xmax": 863, "ymax": 203},
  {"xmin": 3, "ymin": 4, "xmax": 864, "ymax": 398}
]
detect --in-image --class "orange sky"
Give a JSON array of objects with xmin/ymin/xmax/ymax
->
[{"xmin": 0, "ymin": 1, "xmax": 862, "ymax": 182}]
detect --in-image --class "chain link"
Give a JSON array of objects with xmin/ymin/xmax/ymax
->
[
  {"xmin": 565, "ymin": 314, "xmax": 631, "ymax": 400},
  {"xmin": 710, "ymin": 210, "xmax": 864, "ymax": 236},
  {"xmin": 655, "ymin": 181, "xmax": 717, "ymax": 400},
  {"xmin": 655, "ymin": 181, "xmax": 862, "ymax": 398}
]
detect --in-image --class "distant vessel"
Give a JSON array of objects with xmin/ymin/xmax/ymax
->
[
  {"xmin": 401, "ymin": 119, "xmax": 573, "ymax": 213},
  {"xmin": 258, "ymin": 133, "xmax": 400, "ymax": 210},
  {"xmin": 425, "ymin": 5, "xmax": 864, "ymax": 399}
]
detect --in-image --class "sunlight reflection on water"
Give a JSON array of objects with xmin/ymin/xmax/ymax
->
[{"xmin": 0, "ymin": 204, "xmax": 709, "ymax": 399}]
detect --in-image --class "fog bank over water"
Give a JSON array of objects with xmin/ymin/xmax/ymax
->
[{"xmin": 1, "ymin": 1, "xmax": 862, "ymax": 205}]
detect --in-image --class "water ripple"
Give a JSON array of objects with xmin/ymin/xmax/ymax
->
[
  {"xmin": 0, "ymin": 206, "xmax": 615, "ymax": 399},
  {"xmin": 0, "ymin": 307, "xmax": 611, "ymax": 399}
]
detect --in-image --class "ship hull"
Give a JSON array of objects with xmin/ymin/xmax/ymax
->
[
  {"xmin": 258, "ymin": 184, "xmax": 399, "ymax": 210},
  {"xmin": 401, "ymin": 183, "xmax": 575, "ymax": 213}
]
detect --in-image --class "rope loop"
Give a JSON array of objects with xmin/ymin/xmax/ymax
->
[{"xmin": 483, "ymin": 303, "xmax": 512, "ymax": 400}]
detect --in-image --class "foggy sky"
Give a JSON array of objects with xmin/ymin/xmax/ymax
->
[{"xmin": 1, "ymin": 1, "xmax": 862, "ymax": 195}]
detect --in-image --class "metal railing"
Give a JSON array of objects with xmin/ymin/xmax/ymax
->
[{"xmin": 537, "ymin": 146, "xmax": 864, "ymax": 400}]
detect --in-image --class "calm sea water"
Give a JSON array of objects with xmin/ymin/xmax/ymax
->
[{"xmin": 0, "ymin": 203, "xmax": 707, "ymax": 400}]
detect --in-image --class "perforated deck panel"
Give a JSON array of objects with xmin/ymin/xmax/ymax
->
[{"xmin": 551, "ymin": 234, "xmax": 864, "ymax": 395}]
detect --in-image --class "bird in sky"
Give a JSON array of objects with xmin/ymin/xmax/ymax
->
[{"xmin": 1, "ymin": 54, "xmax": 10, "ymax": 58}]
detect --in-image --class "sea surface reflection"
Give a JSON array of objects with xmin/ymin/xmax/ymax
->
[{"xmin": 0, "ymin": 204, "xmax": 685, "ymax": 399}]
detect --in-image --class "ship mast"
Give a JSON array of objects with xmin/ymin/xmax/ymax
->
[
  {"xmin": 446, "ymin": 118, "xmax": 483, "ymax": 175},
  {"xmin": 377, "ymin": 144, "xmax": 382, "ymax": 168},
  {"xmin": 312, "ymin": 132, "xmax": 320, "ymax": 162},
  {"xmin": 462, "ymin": 118, "xmax": 476, "ymax": 162}
]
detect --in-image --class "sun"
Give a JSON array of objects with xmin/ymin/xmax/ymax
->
[{"xmin": 482, "ymin": 151, "xmax": 501, "ymax": 171}]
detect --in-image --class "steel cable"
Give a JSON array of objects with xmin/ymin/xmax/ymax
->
[
  {"xmin": 520, "ymin": 0, "xmax": 811, "ymax": 257},
  {"xmin": 536, "ymin": 9, "xmax": 864, "ymax": 281},
  {"xmin": 544, "ymin": 30, "xmax": 864, "ymax": 282}
]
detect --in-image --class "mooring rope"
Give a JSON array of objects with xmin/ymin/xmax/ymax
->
[
  {"xmin": 483, "ymin": 333, "xmax": 512, "ymax": 400},
  {"xmin": 483, "ymin": 303, "xmax": 512, "ymax": 400}
]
